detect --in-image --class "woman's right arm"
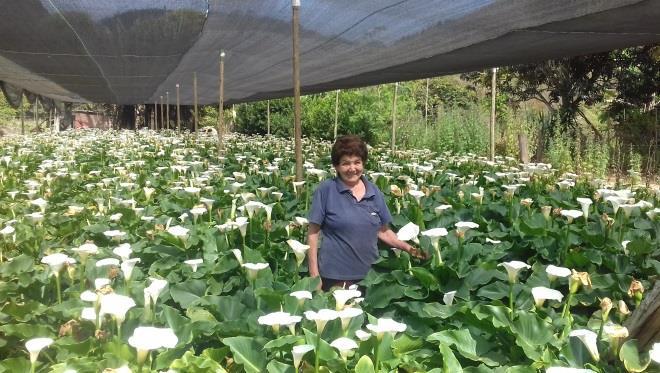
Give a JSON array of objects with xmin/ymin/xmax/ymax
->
[{"xmin": 307, "ymin": 223, "xmax": 321, "ymax": 279}]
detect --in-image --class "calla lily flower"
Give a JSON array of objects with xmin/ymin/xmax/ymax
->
[
  {"xmin": 258, "ymin": 311, "xmax": 301, "ymax": 334},
  {"xmin": 73, "ymin": 242, "xmax": 99, "ymax": 263},
  {"xmin": 455, "ymin": 221, "xmax": 479, "ymax": 233},
  {"xmin": 434, "ymin": 205, "xmax": 452, "ymax": 215},
  {"xmin": 290, "ymin": 290, "xmax": 313, "ymax": 304},
  {"xmin": 443, "ymin": 291, "xmax": 457, "ymax": 305},
  {"xmin": 231, "ymin": 249, "xmax": 244, "ymax": 265},
  {"xmin": 96, "ymin": 258, "xmax": 120, "ymax": 268},
  {"xmin": 330, "ymin": 337, "xmax": 358, "ymax": 361},
  {"xmin": 120, "ymin": 258, "xmax": 141, "ymax": 280},
  {"xmin": 546, "ymin": 265, "xmax": 571, "ymax": 281},
  {"xmin": 100, "ymin": 293, "xmax": 136, "ymax": 325},
  {"xmin": 103, "ymin": 230, "xmax": 126, "ymax": 241},
  {"xmin": 355, "ymin": 329, "xmax": 371, "ymax": 341},
  {"xmin": 650, "ymin": 343, "xmax": 660, "ymax": 364},
  {"xmin": 560, "ymin": 209, "xmax": 583, "ymax": 223},
  {"xmin": 95, "ymin": 278, "xmax": 111, "ymax": 289},
  {"xmin": 25, "ymin": 337, "xmax": 54, "ymax": 365},
  {"xmin": 421, "ymin": 228, "xmax": 448, "ymax": 249},
  {"xmin": 576, "ymin": 197, "xmax": 592, "ymax": 220},
  {"xmin": 304, "ymin": 309, "xmax": 339, "ymax": 334},
  {"xmin": 286, "ymin": 239, "xmax": 310, "ymax": 266},
  {"xmin": 30, "ymin": 197, "xmax": 48, "ymax": 213},
  {"xmin": 332, "ymin": 289, "xmax": 361, "ymax": 310},
  {"xmin": 292, "ymin": 344, "xmax": 315, "ymax": 370},
  {"xmin": 184, "ymin": 258, "xmax": 203, "ymax": 272},
  {"xmin": 242, "ymin": 262, "xmax": 269, "ymax": 281},
  {"xmin": 366, "ymin": 318, "xmax": 407, "ymax": 340},
  {"xmin": 338, "ymin": 307, "xmax": 363, "ymax": 331},
  {"xmin": 531, "ymin": 286, "xmax": 564, "ymax": 307},
  {"xmin": 244, "ymin": 200, "xmax": 265, "ymax": 218},
  {"xmin": 408, "ymin": 190, "xmax": 425, "ymax": 204},
  {"xmin": 41, "ymin": 253, "xmax": 75, "ymax": 275},
  {"xmin": 166, "ymin": 225, "xmax": 189, "ymax": 239},
  {"xmin": 397, "ymin": 222, "xmax": 419, "ymax": 241},
  {"xmin": 234, "ymin": 217, "xmax": 249, "ymax": 238},
  {"xmin": 128, "ymin": 326, "xmax": 178, "ymax": 365},
  {"xmin": 112, "ymin": 243, "xmax": 132, "ymax": 261},
  {"xmin": 569, "ymin": 329, "xmax": 599, "ymax": 361},
  {"xmin": 0, "ymin": 225, "xmax": 15, "ymax": 236},
  {"xmin": 498, "ymin": 261, "xmax": 531, "ymax": 284},
  {"xmin": 144, "ymin": 278, "xmax": 168, "ymax": 307}
]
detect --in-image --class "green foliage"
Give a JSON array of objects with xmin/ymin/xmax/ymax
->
[{"xmin": 0, "ymin": 93, "xmax": 18, "ymax": 124}]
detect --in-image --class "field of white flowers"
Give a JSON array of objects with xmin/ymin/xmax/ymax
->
[{"xmin": 0, "ymin": 129, "xmax": 658, "ymax": 372}]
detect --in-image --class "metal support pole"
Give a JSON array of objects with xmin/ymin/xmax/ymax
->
[
  {"xmin": 292, "ymin": 0, "xmax": 303, "ymax": 181},
  {"xmin": 217, "ymin": 50, "xmax": 225, "ymax": 154},
  {"xmin": 193, "ymin": 72, "xmax": 199, "ymax": 133},
  {"xmin": 176, "ymin": 83, "xmax": 181, "ymax": 132},
  {"xmin": 166, "ymin": 91, "xmax": 170, "ymax": 130},
  {"xmin": 266, "ymin": 100, "xmax": 271, "ymax": 135},
  {"xmin": 490, "ymin": 67, "xmax": 497, "ymax": 162},
  {"xmin": 152, "ymin": 102, "xmax": 156, "ymax": 130},
  {"xmin": 391, "ymin": 82, "xmax": 398, "ymax": 152},
  {"xmin": 333, "ymin": 89, "xmax": 340, "ymax": 140}
]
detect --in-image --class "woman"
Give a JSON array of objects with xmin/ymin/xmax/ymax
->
[{"xmin": 307, "ymin": 135, "xmax": 424, "ymax": 291}]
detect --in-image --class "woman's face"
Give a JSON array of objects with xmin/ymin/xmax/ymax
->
[{"xmin": 335, "ymin": 155, "xmax": 364, "ymax": 185}]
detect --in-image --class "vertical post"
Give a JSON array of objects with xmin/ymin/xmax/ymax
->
[
  {"xmin": 152, "ymin": 102, "xmax": 156, "ymax": 130},
  {"xmin": 193, "ymin": 72, "xmax": 199, "ymax": 133},
  {"xmin": 391, "ymin": 82, "xmax": 398, "ymax": 152},
  {"xmin": 159, "ymin": 96, "xmax": 164, "ymax": 131},
  {"xmin": 292, "ymin": 0, "xmax": 303, "ymax": 181},
  {"xmin": 34, "ymin": 97, "xmax": 39, "ymax": 132},
  {"xmin": 333, "ymin": 89, "xmax": 340, "ymax": 139},
  {"xmin": 490, "ymin": 67, "xmax": 497, "ymax": 162},
  {"xmin": 176, "ymin": 84, "xmax": 181, "ymax": 132},
  {"xmin": 266, "ymin": 100, "xmax": 271, "ymax": 135},
  {"xmin": 424, "ymin": 78, "xmax": 429, "ymax": 134},
  {"xmin": 166, "ymin": 91, "xmax": 170, "ymax": 130},
  {"xmin": 20, "ymin": 95, "xmax": 25, "ymax": 135},
  {"xmin": 217, "ymin": 50, "xmax": 225, "ymax": 154}
]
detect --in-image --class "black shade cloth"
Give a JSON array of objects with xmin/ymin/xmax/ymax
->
[{"xmin": 0, "ymin": 0, "xmax": 658, "ymax": 105}]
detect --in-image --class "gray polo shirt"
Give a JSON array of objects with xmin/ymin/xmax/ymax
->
[{"xmin": 308, "ymin": 176, "xmax": 392, "ymax": 280}]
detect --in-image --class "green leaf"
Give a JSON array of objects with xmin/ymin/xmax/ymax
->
[
  {"xmin": 222, "ymin": 336, "xmax": 267, "ymax": 373},
  {"xmin": 365, "ymin": 282, "xmax": 405, "ymax": 308},
  {"xmin": 440, "ymin": 343, "xmax": 463, "ymax": 372},
  {"xmin": 619, "ymin": 339, "xmax": 651, "ymax": 372},
  {"xmin": 354, "ymin": 355, "xmax": 375, "ymax": 373},
  {"xmin": 266, "ymin": 360, "xmax": 295, "ymax": 373},
  {"xmin": 392, "ymin": 334, "xmax": 424, "ymax": 356},
  {"xmin": 170, "ymin": 279, "xmax": 207, "ymax": 308},
  {"xmin": 0, "ymin": 357, "xmax": 31, "ymax": 373},
  {"xmin": 264, "ymin": 335, "xmax": 305, "ymax": 350},
  {"xmin": 303, "ymin": 328, "xmax": 338, "ymax": 361},
  {"xmin": 510, "ymin": 311, "xmax": 556, "ymax": 360},
  {"xmin": 410, "ymin": 267, "xmax": 438, "ymax": 288}
]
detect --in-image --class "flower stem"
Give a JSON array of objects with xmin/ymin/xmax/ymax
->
[
  {"xmin": 509, "ymin": 282, "xmax": 515, "ymax": 319},
  {"xmin": 374, "ymin": 338, "xmax": 381, "ymax": 372},
  {"xmin": 314, "ymin": 331, "xmax": 321, "ymax": 373},
  {"xmin": 55, "ymin": 273, "xmax": 62, "ymax": 304}
]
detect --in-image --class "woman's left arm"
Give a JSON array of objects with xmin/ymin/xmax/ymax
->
[{"xmin": 377, "ymin": 226, "xmax": 426, "ymax": 259}]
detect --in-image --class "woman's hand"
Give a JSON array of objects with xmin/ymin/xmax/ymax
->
[{"xmin": 406, "ymin": 245, "xmax": 429, "ymax": 260}]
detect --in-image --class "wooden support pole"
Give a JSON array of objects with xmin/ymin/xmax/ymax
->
[
  {"xmin": 266, "ymin": 100, "xmax": 271, "ymax": 135},
  {"xmin": 20, "ymin": 95, "xmax": 25, "ymax": 135},
  {"xmin": 391, "ymin": 82, "xmax": 398, "ymax": 152},
  {"xmin": 333, "ymin": 89, "xmax": 340, "ymax": 140},
  {"xmin": 176, "ymin": 83, "xmax": 181, "ymax": 132},
  {"xmin": 166, "ymin": 91, "xmax": 170, "ymax": 130},
  {"xmin": 152, "ymin": 102, "xmax": 156, "ymax": 131},
  {"xmin": 292, "ymin": 0, "xmax": 303, "ymax": 181},
  {"xmin": 217, "ymin": 50, "xmax": 225, "ymax": 154},
  {"xmin": 424, "ymin": 78, "xmax": 429, "ymax": 134},
  {"xmin": 490, "ymin": 67, "xmax": 497, "ymax": 162},
  {"xmin": 193, "ymin": 72, "xmax": 198, "ymax": 133},
  {"xmin": 159, "ymin": 96, "xmax": 164, "ymax": 131}
]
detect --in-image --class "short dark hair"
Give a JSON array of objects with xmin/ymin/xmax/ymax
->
[{"xmin": 331, "ymin": 135, "xmax": 367, "ymax": 166}]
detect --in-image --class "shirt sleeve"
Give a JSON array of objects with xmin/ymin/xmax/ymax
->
[
  {"xmin": 308, "ymin": 183, "xmax": 326, "ymax": 225},
  {"xmin": 375, "ymin": 189, "xmax": 392, "ymax": 226}
]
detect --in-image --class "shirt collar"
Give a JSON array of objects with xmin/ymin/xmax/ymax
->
[{"xmin": 334, "ymin": 175, "xmax": 376, "ymax": 198}]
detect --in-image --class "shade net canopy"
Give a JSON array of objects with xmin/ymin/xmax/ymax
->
[{"xmin": 0, "ymin": 0, "xmax": 659, "ymax": 105}]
